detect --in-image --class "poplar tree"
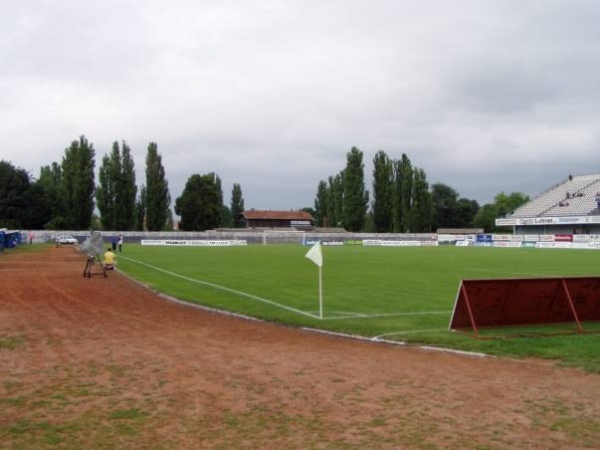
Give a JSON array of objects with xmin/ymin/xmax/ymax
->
[
  {"xmin": 371, "ymin": 150, "xmax": 394, "ymax": 232},
  {"xmin": 135, "ymin": 186, "xmax": 147, "ymax": 231},
  {"xmin": 410, "ymin": 167, "xmax": 432, "ymax": 232},
  {"xmin": 230, "ymin": 183, "xmax": 245, "ymax": 227},
  {"xmin": 118, "ymin": 142, "xmax": 137, "ymax": 230},
  {"xmin": 96, "ymin": 151, "xmax": 117, "ymax": 230},
  {"xmin": 37, "ymin": 162, "xmax": 66, "ymax": 229},
  {"xmin": 313, "ymin": 180, "xmax": 328, "ymax": 227},
  {"xmin": 214, "ymin": 174, "xmax": 224, "ymax": 227},
  {"xmin": 342, "ymin": 147, "xmax": 369, "ymax": 232},
  {"xmin": 393, "ymin": 154, "xmax": 413, "ymax": 232},
  {"xmin": 145, "ymin": 142, "xmax": 171, "ymax": 231},
  {"xmin": 327, "ymin": 173, "xmax": 344, "ymax": 229},
  {"xmin": 60, "ymin": 136, "xmax": 95, "ymax": 229},
  {"xmin": 96, "ymin": 141, "xmax": 137, "ymax": 231}
]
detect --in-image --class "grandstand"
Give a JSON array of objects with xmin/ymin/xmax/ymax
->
[{"xmin": 496, "ymin": 173, "xmax": 600, "ymax": 234}]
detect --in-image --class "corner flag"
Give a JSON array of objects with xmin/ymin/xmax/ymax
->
[
  {"xmin": 305, "ymin": 242, "xmax": 323, "ymax": 267},
  {"xmin": 305, "ymin": 242, "xmax": 324, "ymax": 319}
]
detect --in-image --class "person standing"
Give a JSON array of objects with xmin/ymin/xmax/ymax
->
[
  {"xmin": 111, "ymin": 235, "xmax": 118, "ymax": 251},
  {"xmin": 118, "ymin": 234, "xmax": 123, "ymax": 252}
]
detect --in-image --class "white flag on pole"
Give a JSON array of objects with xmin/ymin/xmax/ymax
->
[{"xmin": 305, "ymin": 242, "xmax": 323, "ymax": 267}]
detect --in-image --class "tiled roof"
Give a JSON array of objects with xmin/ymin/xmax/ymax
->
[
  {"xmin": 241, "ymin": 210, "xmax": 315, "ymax": 221},
  {"xmin": 436, "ymin": 228, "xmax": 484, "ymax": 234}
]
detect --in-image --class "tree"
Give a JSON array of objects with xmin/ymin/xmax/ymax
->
[
  {"xmin": 410, "ymin": 168, "xmax": 432, "ymax": 232},
  {"xmin": 230, "ymin": 183, "xmax": 245, "ymax": 227},
  {"xmin": 134, "ymin": 186, "xmax": 147, "ymax": 231},
  {"xmin": 327, "ymin": 173, "xmax": 343, "ymax": 228},
  {"xmin": 174, "ymin": 173, "xmax": 223, "ymax": 231},
  {"xmin": 313, "ymin": 180, "xmax": 328, "ymax": 227},
  {"xmin": 0, "ymin": 161, "xmax": 33, "ymax": 228},
  {"xmin": 26, "ymin": 180, "xmax": 52, "ymax": 229},
  {"xmin": 474, "ymin": 192, "xmax": 529, "ymax": 232},
  {"xmin": 215, "ymin": 174, "xmax": 224, "ymax": 227},
  {"xmin": 96, "ymin": 153, "xmax": 117, "ymax": 230},
  {"xmin": 473, "ymin": 203, "xmax": 499, "ymax": 232},
  {"xmin": 495, "ymin": 192, "xmax": 530, "ymax": 217},
  {"xmin": 430, "ymin": 183, "xmax": 480, "ymax": 230},
  {"xmin": 174, "ymin": 175, "xmax": 202, "ymax": 231},
  {"xmin": 342, "ymin": 147, "xmax": 369, "ymax": 232},
  {"xmin": 431, "ymin": 183, "xmax": 459, "ymax": 229},
  {"xmin": 393, "ymin": 154, "xmax": 413, "ymax": 232},
  {"xmin": 371, "ymin": 150, "xmax": 394, "ymax": 232},
  {"xmin": 60, "ymin": 136, "xmax": 95, "ymax": 229},
  {"xmin": 220, "ymin": 205, "xmax": 232, "ymax": 228},
  {"xmin": 145, "ymin": 142, "xmax": 171, "ymax": 231},
  {"xmin": 96, "ymin": 141, "xmax": 137, "ymax": 231},
  {"xmin": 118, "ymin": 142, "xmax": 137, "ymax": 230},
  {"xmin": 37, "ymin": 162, "xmax": 65, "ymax": 229},
  {"xmin": 455, "ymin": 198, "xmax": 480, "ymax": 228},
  {"xmin": 302, "ymin": 207, "xmax": 316, "ymax": 217}
]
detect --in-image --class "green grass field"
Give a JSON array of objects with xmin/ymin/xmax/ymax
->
[{"xmin": 117, "ymin": 244, "xmax": 600, "ymax": 372}]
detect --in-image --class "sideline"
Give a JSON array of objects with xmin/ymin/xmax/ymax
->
[
  {"xmin": 373, "ymin": 328, "xmax": 449, "ymax": 339},
  {"xmin": 115, "ymin": 259, "xmax": 549, "ymax": 362},
  {"xmin": 120, "ymin": 255, "xmax": 449, "ymax": 322},
  {"xmin": 119, "ymin": 255, "xmax": 320, "ymax": 319}
]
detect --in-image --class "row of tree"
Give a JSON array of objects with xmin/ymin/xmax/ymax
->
[
  {"xmin": 95, "ymin": 140, "xmax": 172, "ymax": 231},
  {"xmin": 0, "ymin": 135, "xmax": 244, "ymax": 232},
  {"xmin": 0, "ymin": 136, "xmax": 528, "ymax": 232},
  {"xmin": 311, "ymin": 147, "xmax": 529, "ymax": 233}
]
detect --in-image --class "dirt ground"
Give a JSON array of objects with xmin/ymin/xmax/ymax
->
[{"xmin": 1, "ymin": 246, "xmax": 599, "ymax": 449}]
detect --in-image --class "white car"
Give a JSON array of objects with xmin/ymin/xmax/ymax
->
[{"xmin": 56, "ymin": 235, "xmax": 78, "ymax": 245}]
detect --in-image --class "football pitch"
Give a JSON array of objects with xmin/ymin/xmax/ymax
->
[{"xmin": 117, "ymin": 244, "xmax": 600, "ymax": 372}]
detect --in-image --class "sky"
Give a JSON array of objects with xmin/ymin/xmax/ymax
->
[{"xmin": 2, "ymin": 0, "xmax": 599, "ymax": 212}]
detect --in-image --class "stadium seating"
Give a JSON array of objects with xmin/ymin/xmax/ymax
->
[{"xmin": 508, "ymin": 174, "xmax": 600, "ymax": 218}]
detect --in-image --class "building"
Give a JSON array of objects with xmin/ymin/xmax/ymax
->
[
  {"xmin": 496, "ymin": 173, "xmax": 600, "ymax": 234},
  {"xmin": 237, "ymin": 210, "xmax": 315, "ymax": 230}
]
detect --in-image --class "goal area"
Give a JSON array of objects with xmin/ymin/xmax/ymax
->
[{"xmin": 262, "ymin": 229, "xmax": 307, "ymax": 245}]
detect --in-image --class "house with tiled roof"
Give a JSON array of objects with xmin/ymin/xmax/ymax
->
[{"xmin": 238, "ymin": 210, "xmax": 315, "ymax": 229}]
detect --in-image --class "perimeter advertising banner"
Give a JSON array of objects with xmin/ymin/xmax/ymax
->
[
  {"xmin": 473, "ymin": 235, "xmax": 492, "ymax": 247},
  {"xmin": 141, "ymin": 240, "xmax": 247, "ymax": 246},
  {"xmin": 573, "ymin": 234, "xmax": 591, "ymax": 243},
  {"xmin": 554, "ymin": 234, "xmax": 573, "ymax": 242},
  {"xmin": 496, "ymin": 215, "xmax": 600, "ymax": 226}
]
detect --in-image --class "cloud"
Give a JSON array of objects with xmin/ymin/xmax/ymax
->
[{"xmin": 1, "ymin": 0, "xmax": 599, "ymax": 211}]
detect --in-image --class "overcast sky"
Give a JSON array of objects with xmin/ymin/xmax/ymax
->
[{"xmin": 2, "ymin": 1, "xmax": 599, "ymax": 212}]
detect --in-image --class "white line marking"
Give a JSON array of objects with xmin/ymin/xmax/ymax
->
[
  {"xmin": 328, "ymin": 310, "xmax": 365, "ymax": 317},
  {"xmin": 321, "ymin": 311, "xmax": 451, "ymax": 321},
  {"xmin": 373, "ymin": 328, "xmax": 448, "ymax": 339},
  {"xmin": 120, "ymin": 256, "xmax": 319, "ymax": 319}
]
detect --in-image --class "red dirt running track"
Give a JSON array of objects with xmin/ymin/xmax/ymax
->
[{"xmin": 1, "ymin": 246, "xmax": 599, "ymax": 449}]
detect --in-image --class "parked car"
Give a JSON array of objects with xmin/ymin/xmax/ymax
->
[{"xmin": 56, "ymin": 235, "xmax": 78, "ymax": 245}]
